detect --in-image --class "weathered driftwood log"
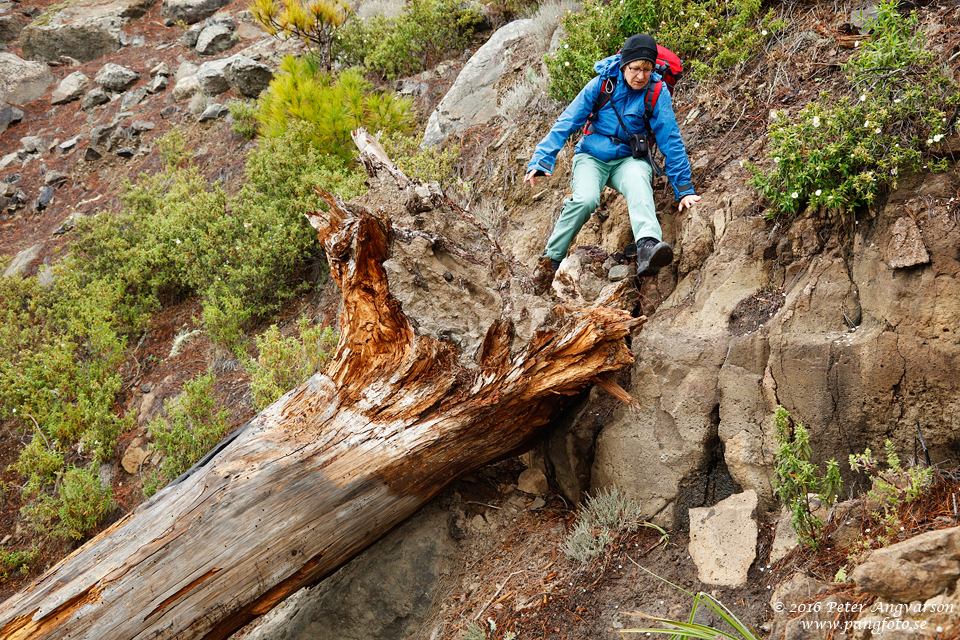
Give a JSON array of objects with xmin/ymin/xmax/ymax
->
[{"xmin": 0, "ymin": 130, "xmax": 643, "ymax": 640}]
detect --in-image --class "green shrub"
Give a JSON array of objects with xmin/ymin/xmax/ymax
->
[
  {"xmin": 334, "ymin": 0, "xmax": 485, "ymax": 80},
  {"xmin": 545, "ymin": 0, "xmax": 780, "ymax": 102},
  {"xmin": 227, "ymin": 99, "xmax": 260, "ymax": 139},
  {"xmin": 750, "ymin": 0, "xmax": 959, "ymax": 217},
  {"xmin": 72, "ymin": 126, "xmax": 364, "ymax": 346},
  {"xmin": 144, "ymin": 373, "xmax": 230, "ymax": 496},
  {"xmin": 21, "ymin": 465, "xmax": 115, "ymax": 540},
  {"xmin": 244, "ymin": 318, "xmax": 338, "ymax": 410},
  {"xmin": 255, "ymin": 58, "xmax": 413, "ymax": 163},
  {"xmin": 772, "ymin": 407, "xmax": 842, "ymax": 550}
]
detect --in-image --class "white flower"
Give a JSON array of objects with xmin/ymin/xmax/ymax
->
[
  {"xmin": 565, "ymin": 61, "xmax": 570, "ymax": 67},
  {"xmin": 564, "ymin": 43, "xmax": 569, "ymax": 49},
  {"xmin": 891, "ymin": 167, "xmax": 897, "ymax": 176},
  {"xmin": 761, "ymin": 29, "xmax": 768, "ymax": 36},
  {"xmin": 694, "ymin": 21, "xmax": 700, "ymax": 27},
  {"xmin": 854, "ymin": 40, "xmax": 860, "ymax": 47},
  {"xmin": 894, "ymin": 98, "xmax": 901, "ymax": 103},
  {"xmin": 791, "ymin": 192, "xmax": 799, "ymax": 199},
  {"xmin": 875, "ymin": 128, "xmax": 881, "ymax": 134},
  {"xmin": 860, "ymin": 93, "xmax": 867, "ymax": 102},
  {"xmin": 928, "ymin": 138, "xmax": 934, "ymax": 145},
  {"xmin": 934, "ymin": 134, "xmax": 944, "ymax": 142},
  {"xmin": 175, "ymin": 239, "xmax": 182, "ymax": 244},
  {"xmin": 815, "ymin": 189, "xmax": 822, "ymax": 196},
  {"xmin": 774, "ymin": 156, "xmax": 781, "ymax": 163},
  {"xmin": 812, "ymin": 116, "xmax": 820, "ymax": 127}
]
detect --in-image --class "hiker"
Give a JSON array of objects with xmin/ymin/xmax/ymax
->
[{"xmin": 524, "ymin": 33, "xmax": 701, "ymax": 291}]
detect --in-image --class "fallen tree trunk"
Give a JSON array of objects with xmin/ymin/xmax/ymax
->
[{"xmin": 0, "ymin": 130, "xmax": 644, "ymax": 640}]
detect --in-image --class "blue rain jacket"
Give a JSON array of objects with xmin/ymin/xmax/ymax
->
[{"xmin": 527, "ymin": 54, "xmax": 695, "ymax": 201}]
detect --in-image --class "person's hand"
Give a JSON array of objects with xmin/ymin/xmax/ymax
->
[
  {"xmin": 678, "ymin": 194, "xmax": 701, "ymax": 211},
  {"xmin": 524, "ymin": 169, "xmax": 550, "ymax": 187}
]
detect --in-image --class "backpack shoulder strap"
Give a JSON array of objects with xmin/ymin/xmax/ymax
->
[
  {"xmin": 589, "ymin": 76, "xmax": 617, "ymax": 121},
  {"xmin": 643, "ymin": 79, "xmax": 663, "ymax": 132}
]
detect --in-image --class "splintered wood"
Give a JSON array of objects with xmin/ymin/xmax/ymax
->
[{"xmin": 0, "ymin": 128, "xmax": 645, "ymax": 640}]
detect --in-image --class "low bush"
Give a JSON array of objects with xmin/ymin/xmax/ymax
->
[
  {"xmin": 378, "ymin": 131, "xmax": 461, "ymax": 185},
  {"xmin": 21, "ymin": 465, "xmax": 115, "ymax": 540},
  {"xmin": 144, "ymin": 373, "xmax": 230, "ymax": 496},
  {"xmin": 750, "ymin": 0, "xmax": 959, "ymax": 217},
  {"xmin": 227, "ymin": 99, "xmax": 260, "ymax": 139},
  {"xmin": 0, "ymin": 546, "xmax": 40, "ymax": 582},
  {"xmin": 334, "ymin": 0, "xmax": 485, "ymax": 80},
  {"xmin": 244, "ymin": 319, "xmax": 339, "ymax": 411}
]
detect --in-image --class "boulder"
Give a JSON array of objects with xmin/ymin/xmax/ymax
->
[
  {"xmin": 195, "ymin": 24, "xmax": 235, "ymax": 55},
  {"xmin": 3, "ymin": 243, "xmax": 44, "ymax": 277},
  {"xmin": 517, "ymin": 468, "xmax": 549, "ymax": 495},
  {"xmin": 146, "ymin": 74, "xmax": 169, "ymax": 94},
  {"xmin": 0, "ymin": 106, "xmax": 24, "ymax": 136},
  {"xmin": 95, "ymin": 63, "xmax": 140, "ymax": 91},
  {"xmin": 161, "ymin": 0, "xmax": 231, "ymax": 24},
  {"xmin": 0, "ymin": 53, "xmax": 55, "ymax": 105},
  {"xmin": 226, "ymin": 55, "xmax": 273, "ymax": 97},
  {"xmin": 0, "ymin": 14, "xmax": 25, "ymax": 44},
  {"xmin": 172, "ymin": 74, "xmax": 200, "ymax": 102},
  {"xmin": 198, "ymin": 102, "xmax": 228, "ymax": 121},
  {"xmin": 50, "ymin": 71, "xmax": 90, "ymax": 105},
  {"xmin": 182, "ymin": 22, "xmax": 204, "ymax": 48},
  {"xmin": 688, "ymin": 490, "xmax": 758, "ymax": 586},
  {"xmin": 423, "ymin": 18, "xmax": 534, "ymax": 147},
  {"xmin": 196, "ymin": 56, "xmax": 234, "ymax": 95},
  {"xmin": 81, "ymin": 87, "xmax": 111, "ymax": 110},
  {"xmin": 18, "ymin": 0, "xmax": 155, "ymax": 63},
  {"xmin": 120, "ymin": 85, "xmax": 147, "ymax": 111},
  {"xmin": 851, "ymin": 526, "xmax": 960, "ymax": 602}
]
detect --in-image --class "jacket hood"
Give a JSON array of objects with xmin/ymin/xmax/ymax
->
[{"xmin": 593, "ymin": 54, "xmax": 623, "ymax": 78}]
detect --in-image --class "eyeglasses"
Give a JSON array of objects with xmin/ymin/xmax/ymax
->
[{"xmin": 624, "ymin": 65, "xmax": 653, "ymax": 75}]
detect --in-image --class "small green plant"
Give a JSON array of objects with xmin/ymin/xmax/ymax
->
[
  {"xmin": 622, "ymin": 562, "xmax": 761, "ymax": 639},
  {"xmin": 244, "ymin": 318, "xmax": 339, "ymax": 411},
  {"xmin": 143, "ymin": 373, "xmax": 230, "ymax": 496},
  {"xmin": 849, "ymin": 439, "xmax": 932, "ymax": 509},
  {"xmin": 563, "ymin": 487, "xmax": 667, "ymax": 562},
  {"xmin": 20, "ymin": 465, "xmax": 115, "ymax": 540},
  {"xmin": 227, "ymin": 99, "xmax": 260, "ymax": 139},
  {"xmin": 0, "ymin": 546, "xmax": 41, "ymax": 581},
  {"xmin": 333, "ymin": 0, "xmax": 485, "ymax": 80},
  {"xmin": 772, "ymin": 407, "xmax": 842, "ymax": 550},
  {"xmin": 545, "ymin": 0, "xmax": 781, "ymax": 102},
  {"xmin": 750, "ymin": 0, "xmax": 959, "ymax": 218},
  {"xmin": 255, "ymin": 58, "xmax": 413, "ymax": 163},
  {"xmin": 378, "ymin": 131, "xmax": 461, "ymax": 185},
  {"xmin": 843, "ymin": 439, "xmax": 933, "ymax": 566}
]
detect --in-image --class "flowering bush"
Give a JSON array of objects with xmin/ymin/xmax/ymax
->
[{"xmin": 750, "ymin": 0, "xmax": 959, "ymax": 217}]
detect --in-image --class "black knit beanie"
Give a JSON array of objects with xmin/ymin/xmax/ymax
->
[{"xmin": 620, "ymin": 34, "xmax": 658, "ymax": 70}]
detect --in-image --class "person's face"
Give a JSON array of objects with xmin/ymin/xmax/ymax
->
[{"xmin": 624, "ymin": 60, "xmax": 654, "ymax": 90}]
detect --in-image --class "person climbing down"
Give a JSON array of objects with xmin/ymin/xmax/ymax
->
[{"xmin": 524, "ymin": 33, "xmax": 701, "ymax": 292}]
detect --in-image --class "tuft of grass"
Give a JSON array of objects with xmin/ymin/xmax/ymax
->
[{"xmin": 563, "ymin": 487, "xmax": 666, "ymax": 563}]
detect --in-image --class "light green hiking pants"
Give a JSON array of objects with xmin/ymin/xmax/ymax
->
[{"xmin": 544, "ymin": 153, "xmax": 660, "ymax": 262}]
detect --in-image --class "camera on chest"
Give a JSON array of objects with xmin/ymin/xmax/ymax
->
[{"xmin": 627, "ymin": 133, "xmax": 649, "ymax": 159}]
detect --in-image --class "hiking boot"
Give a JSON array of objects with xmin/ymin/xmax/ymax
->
[
  {"xmin": 612, "ymin": 243, "xmax": 638, "ymax": 266},
  {"xmin": 533, "ymin": 256, "xmax": 559, "ymax": 294},
  {"xmin": 635, "ymin": 238, "xmax": 674, "ymax": 277}
]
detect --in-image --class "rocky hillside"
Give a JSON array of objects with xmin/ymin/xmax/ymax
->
[{"xmin": 3, "ymin": 0, "xmax": 960, "ymax": 637}]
